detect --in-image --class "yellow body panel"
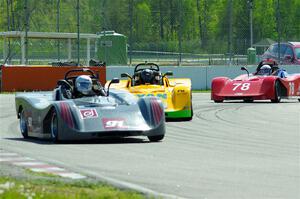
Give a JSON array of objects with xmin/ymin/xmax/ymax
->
[{"xmin": 107, "ymin": 77, "xmax": 192, "ymax": 119}]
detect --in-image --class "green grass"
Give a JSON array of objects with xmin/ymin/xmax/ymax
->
[
  {"xmin": 0, "ymin": 92, "xmax": 15, "ymax": 94},
  {"xmin": 192, "ymin": 89, "xmax": 211, "ymax": 93},
  {"xmin": 0, "ymin": 176, "xmax": 146, "ymax": 199},
  {"xmin": 25, "ymin": 169, "xmax": 59, "ymax": 178}
]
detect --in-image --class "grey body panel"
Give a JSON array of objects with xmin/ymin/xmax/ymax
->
[{"xmin": 15, "ymin": 89, "xmax": 165, "ymax": 140}]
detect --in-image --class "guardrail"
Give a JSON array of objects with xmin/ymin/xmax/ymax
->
[{"xmin": 1, "ymin": 52, "xmax": 250, "ymax": 66}]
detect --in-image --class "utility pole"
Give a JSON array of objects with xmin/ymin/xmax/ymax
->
[
  {"xmin": 247, "ymin": 0, "xmax": 253, "ymax": 47},
  {"xmin": 76, "ymin": 0, "xmax": 80, "ymax": 66},
  {"xmin": 56, "ymin": 0, "xmax": 60, "ymax": 61},
  {"xmin": 228, "ymin": 0, "xmax": 233, "ymax": 64},
  {"xmin": 276, "ymin": 0, "xmax": 280, "ymax": 62},
  {"xmin": 24, "ymin": 0, "xmax": 29, "ymax": 65},
  {"xmin": 129, "ymin": 0, "xmax": 133, "ymax": 66},
  {"xmin": 178, "ymin": 0, "xmax": 183, "ymax": 66},
  {"xmin": 6, "ymin": 0, "xmax": 11, "ymax": 64}
]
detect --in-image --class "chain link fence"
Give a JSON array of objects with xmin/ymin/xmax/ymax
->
[{"xmin": 1, "ymin": 0, "xmax": 299, "ymax": 66}]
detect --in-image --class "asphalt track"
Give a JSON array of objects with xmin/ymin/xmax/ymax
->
[{"xmin": 0, "ymin": 93, "xmax": 299, "ymax": 199}]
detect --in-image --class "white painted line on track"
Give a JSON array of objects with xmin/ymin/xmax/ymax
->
[
  {"xmin": 29, "ymin": 167, "xmax": 65, "ymax": 173},
  {"xmin": 0, "ymin": 152, "xmax": 19, "ymax": 157},
  {"xmin": 0, "ymin": 157, "xmax": 35, "ymax": 162},
  {"xmin": 55, "ymin": 172, "xmax": 86, "ymax": 179},
  {"xmin": 13, "ymin": 162, "xmax": 45, "ymax": 166},
  {"xmin": 0, "ymin": 149, "xmax": 87, "ymax": 180}
]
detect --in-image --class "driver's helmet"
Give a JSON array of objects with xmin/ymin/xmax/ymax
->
[
  {"xmin": 75, "ymin": 75, "xmax": 92, "ymax": 95},
  {"xmin": 258, "ymin": 65, "xmax": 272, "ymax": 75},
  {"xmin": 140, "ymin": 69, "xmax": 154, "ymax": 84}
]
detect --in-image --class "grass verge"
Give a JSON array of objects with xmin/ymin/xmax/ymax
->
[
  {"xmin": 0, "ymin": 176, "xmax": 146, "ymax": 199},
  {"xmin": 192, "ymin": 89, "xmax": 211, "ymax": 93}
]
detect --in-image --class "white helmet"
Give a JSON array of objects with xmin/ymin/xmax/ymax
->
[
  {"xmin": 75, "ymin": 75, "xmax": 92, "ymax": 95},
  {"xmin": 258, "ymin": 64, "xmax": 272, "ymax": 75}
]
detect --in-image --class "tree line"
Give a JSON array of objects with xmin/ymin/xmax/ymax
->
[{"xmin": 1, "ymin": 0, "xmax": 300, "ymax": 55}]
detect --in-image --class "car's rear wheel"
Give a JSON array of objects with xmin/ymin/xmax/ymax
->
[
  {"xmin": 271, "ymin": 80, "xmax": 281, "ymax": 103},
  {"xmin": 50, "ymin": 109, "xmax": 59, "ymax": 142},
  {"xmin": 148, "ymin": 135, "xmax": 164, "ymax": 142},
  {"xmin": 19, "ymin": 109, "xmax": 28, "ymax": 138}
]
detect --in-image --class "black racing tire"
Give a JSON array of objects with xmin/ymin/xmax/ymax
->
[
  {"xmin": 50, "ymin": 109, "xmax": 59, "ymax": 142},
  {"xmin": 19, "ymin": 109, "xmax": 28, "ymax": 138},
  {"xmin": 148, "ymin": 135, "xmax": 164, "ymax": 142},
  {"xmin": 271, "ymin": 80, "xmax": 281, "ymax": 103},
  {"xmin": 243, "ymin": 99, "xmax": 254, "ymax": 103},
  {"xmin": 214, "ymin": 100, "xmax": 223, "ymax": 103}
]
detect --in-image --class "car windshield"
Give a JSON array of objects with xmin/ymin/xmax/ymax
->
[
  {"xmin": 295, "ymin": 47, "xmax": 300, "ymax": 59},
  {"xmin": 73, "ymin": 96, "xmax": 120, "ymax": 107},
  {"xmin": 267, "ymin": 44, "xmax": 287, "ymax": 58},
  {"xmin": 135, "ymin": 64, "xmax": 159, "ymax": 72}
]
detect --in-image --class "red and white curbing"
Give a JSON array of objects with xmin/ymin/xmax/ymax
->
[{"xmin": 0, "ymin": 149, "xmax": 86, "ymax": 180}]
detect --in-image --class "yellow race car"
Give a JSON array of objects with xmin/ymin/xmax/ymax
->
[{"xmin": 108, "ymin": 63, "xmax": 193, "ymax": 120}]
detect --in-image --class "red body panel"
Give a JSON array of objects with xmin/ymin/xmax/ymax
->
[{"xmin": 211, "ymin": 73, "xmax": 300, "ymax": 102}]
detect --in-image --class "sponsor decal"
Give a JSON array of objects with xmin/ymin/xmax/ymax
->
[
  {"xmin": 102, "ymin": 118, "xmax": 127, "ymax": 129},
  {"xmin": 80, "ymin": 109, "xmax": 98, "ymax": 119},
  {"xmin": 136, "ymin": 93, "xmax": 167, "ymax": 99},
  {"xmin": 136, "ymin": 93, "xmax": 168, "ymax": 108}
]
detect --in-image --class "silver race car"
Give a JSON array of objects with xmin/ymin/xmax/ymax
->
[{"xmin": 15, "ymin": 69, "xmax": 165, "ymax": 142}]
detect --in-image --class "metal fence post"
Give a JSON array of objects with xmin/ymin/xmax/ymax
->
[
  {"xmin": 24, "ymin": 0, "xmax": 29, "ymax": 65},
  {"xmin": 129, "ymin": 0, "xmax": 133, "ymax": 66},
  {"xmin": 76, "ymin": 0, "xmax": 80, "ymax": 66},
  {"xmin": 276, "ymin": 0, "xmax": 281, "ymax": 62},
  {"xmin": 178, "ymin": 0, "xmax": 183, "ymax": 66},
  {"xmin": 56, "ymin": 0, "xmax": 60, "ymax": 61}
]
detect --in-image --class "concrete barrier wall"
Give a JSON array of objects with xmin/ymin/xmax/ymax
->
[{"xmin": 107, "ymin": 65, "xmax": 300, "ymax": 90}]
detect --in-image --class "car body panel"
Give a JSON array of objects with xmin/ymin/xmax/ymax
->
[
  {"xmin": 108, "ymin": 72, "xmax": 192, "ymax": 119},
  {"xmin": 211, "ymin": 73, "xmax": 300, "ymax": 102},
  {"xmin": 15, "ymin": 86, "xmax": 165, "ymax": 141},
  {"xmin": 262, "ymin": 42, "xmax": 300, "ymax": 64}
]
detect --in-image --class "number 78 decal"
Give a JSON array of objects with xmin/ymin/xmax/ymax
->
[{"xmin": 232, "ymin": 83, "xmax": 250, "ymax": 91}]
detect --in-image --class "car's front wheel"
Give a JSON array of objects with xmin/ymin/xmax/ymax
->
[
  {"xmin": 148, "ymin": 135, "xmax": 164, "ymax": 142},
  {"xmin": 19, "ymin": 109, "xmax": 28, "ymax": 138},
  {"xmin": 50, "ymin": 109, "xmax": 59, "ymax": 142},
  {"xmin": 271, "ymin": 80, "xmax": 281, "ymax": 103}
]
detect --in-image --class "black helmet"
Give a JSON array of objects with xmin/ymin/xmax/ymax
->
[{"xmin": 140, "ymin": 69, "xmax": 154, "ymax": 84}]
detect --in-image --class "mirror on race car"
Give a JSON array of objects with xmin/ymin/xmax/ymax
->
[
  {"xmin": 121, "ymin": 73, "xmax": 132, "ymax": 79},
  {"xmin": 163, "ymin": 71, "xmax": 173, "ymax": 78},
  {"xmin": 107, "ymin": 78, "xmax": 120, "ymax": 96},
  {"xmin": 241, "ymin": 67, "xmax": 249, "ymax": 77},
  {"xmin": 111, "ymin": 78, "xmax": 120, "ymax": 84}
]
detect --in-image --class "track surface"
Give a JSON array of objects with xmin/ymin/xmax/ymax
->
[{"xmin": 0, "ymin": 93, "xmax": 299, "ymax": 199}]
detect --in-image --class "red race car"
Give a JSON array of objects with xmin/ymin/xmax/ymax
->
[{"xmin": 211, "ymin": 60, "xmax": 300, "ymax": 103}]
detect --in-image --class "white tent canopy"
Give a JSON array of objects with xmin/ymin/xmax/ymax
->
[{"xmin": 0, "ymin": 31, "xmax": 100, "ymax": 66}]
